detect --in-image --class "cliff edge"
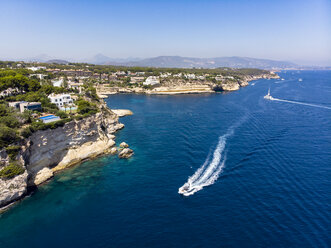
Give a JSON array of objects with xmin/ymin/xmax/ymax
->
[{"xmin": 0, "ymin": 107, "xmax": 124, "ymax": 210}]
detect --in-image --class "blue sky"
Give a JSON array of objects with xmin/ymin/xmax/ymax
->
[{"xmin": 0, "ymin": 0, "xmax": 330, "ymax": 65}]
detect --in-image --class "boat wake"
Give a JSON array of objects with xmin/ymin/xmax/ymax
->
[
  {"xmin": 271, "ymin": 97, "xmax": 331, "ymax": 110},
  {"xmin": 179, "ymin": 117, "xmax": 245, "ymax": 196}
]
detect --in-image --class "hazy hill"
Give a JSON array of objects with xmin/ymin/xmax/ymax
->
[
  {"xmin": 109, "ymin": 56, "xmax": 297, "ymax": 69},
  {"xmin": 46, "ymin": 59, "xmax": 69, "ymax": 64}
]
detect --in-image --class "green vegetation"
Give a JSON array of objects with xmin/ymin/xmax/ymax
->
[
  {"xmin": 0, "ymin": 124, "xmax": 19, "ymax": 149},
  {"xmin": 5, "ymin": 145, "xmax": 21, "ymax": 160},
  {"xmin": 0, "ymin": 60, "xmax": 271, "ymax": 151},
  {"xmin": 0, "ymin": 162, "xmax": 25, "ymax": 179},
  {"xmin": 77, "ymin": 99, "xmax": 98, "ymax": 115}
]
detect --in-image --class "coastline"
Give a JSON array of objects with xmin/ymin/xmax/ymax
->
[
  {"xmin": 97, "ymin": 72, "xmax": 279, "ymax": 96},
  {"xmin": 0, "ymin": 72, "xmax": 278, "ymax": 211},
  {"xmin": 0, "ymin": 105, "xmax": 132, "ymax": 211}
]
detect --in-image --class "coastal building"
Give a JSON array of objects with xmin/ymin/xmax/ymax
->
[
  {"xmin": 30, "ymin": 74, "xmax": 47, "ymax": 80},
  {"xmin": 215, "ymin": 75, "xmax": 224, "ymax": 81},
  {"xmin": 51, "ymin": 78, "xmax": 64, "ymax": 87},
  {"xmin": 68, "ymin": 81, "xmax": 84, "ymax": 93},
  {"xmin": 9, "ymin": 101, "xmax": 42, "ymax": 113},
  {"xmin": 130, "ymin": 76, "xmax": 145, "ymax": 84},
  {"xmin": 48, "ymin": 93, "xmax": 74, "ymax": 109},
  {"xmin": 143, "ymin": 76, "xmax": 160, "ymax": 86},
  {"xmin": 27, "ymin": 66, "xmax": 46, "ymax": 71},
  {"xmin": 173, "ymin": 73, "xmax": 182, "ymax": 78},
  {"xmin": 184, "ymin": 73, "xmax": 196, "ymax": 79},
  {"xmin": 0, "ymin": 88, "xmax": 20, "ymax": 98},
  {"xmin": 160, "ymin": 72, "xmax": 171, "ymax": 78}
]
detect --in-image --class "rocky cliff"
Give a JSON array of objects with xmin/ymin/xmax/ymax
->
[
  {"xmin": 0, "ymin": 106, "xmax": 124, "ymax": 210},
  {"xmin": 97, "ymin": 73, "xmax": 279, "ymax": 95}
]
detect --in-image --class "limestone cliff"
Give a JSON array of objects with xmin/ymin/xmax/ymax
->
[
  {"xmin": 0, "ymin": 107, "xmax": 124, "ymax": 209},
  {"xmin": 23, "ymin": 108, "xmax": 123, "ymax": 184},
  {"xmin": 97, "ymin": 72, "xmax": 279, "ymax": 95},
  {"xmin": 0, "ymin": 150, "xmax": 28, "ymax": 210}
]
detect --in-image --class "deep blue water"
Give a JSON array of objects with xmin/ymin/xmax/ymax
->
[{"xmin": 0, "ymin": 71, "xmax": 330, "ymax": 247}]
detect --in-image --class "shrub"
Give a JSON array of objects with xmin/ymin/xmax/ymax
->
[
  {"xmin": 77, "ymin": 100, "xmax": 98, "ymax": 115},
  {"xmin": 5, "ymin": 145, "xmax": 21, "ymax": 160},
  {"xmin": 0, "ymin": 162, "xmax": 25, "ymax": 179},
  {"xmin": 0, "ymin": 104, "xmax": 9, "ymax": 116},
  {"xmin": 0, "ymin": 125, "xmax": 19, "ymax": 149},
  {"xmin": 21, "ymin": 126, "xmax": 33, "ymax": 138},
  {"xmin": 0, "ymin": 115, "xmax": 20, "ymax": 128},
  {"xmin": 56, "ymin": 110, "xmax": 68, "ymax": 119}
]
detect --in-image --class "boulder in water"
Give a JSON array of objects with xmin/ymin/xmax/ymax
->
[
  {"xmin": 119, "ymin": 142, "xmax": 129, "ymax": 148},
  {"xmin": 118, "ymin": 148, "xmax": 134, "ymax": 159},
  {"xmin": 110, "ymin": 147, "xmax": 117, "ymax": 155}
]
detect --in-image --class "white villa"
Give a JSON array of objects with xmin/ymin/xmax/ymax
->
[
  {"xmin": 48, "ymin": 93, "xmax": 75, "ymax": 109},
  {"xmin": 27, "ymin": 66, "xmax": 46, "ymax": 71},
  {"xmin": 215, "ymin": 75, "xmax": 224, "ymax": 81},
  {"xmin": 173, "ymin": 73, "xmax": 182, "ymax": 78},
  {"xmin": 51, "ymin": 78, "xmax": 64, "ymax": 87},
  {"xmin": 160, "ymin": 72, "xmax": 171, "ymax": 78},
  {"xmin": 68, "ymin": 81, "xmax": 84, "ymax": 93},
  {"xmin": 30, "ymin": 74, "xmax": 47, "ymax": 80},
  {"xmin": 184, "ymin": 73, "xmax": 196, "ymax": 79},
  {"xmin": 143, "ymin": 76, "xmax": 160, "ymax": 86}
]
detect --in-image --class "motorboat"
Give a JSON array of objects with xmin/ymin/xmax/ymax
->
[
  {"xmin": 178, "ymin": 182, "xmax": 195, "ymax": 195},
  {"xmin": 264, "ymin": 88, "xmax": 274, "ymax": 100}
]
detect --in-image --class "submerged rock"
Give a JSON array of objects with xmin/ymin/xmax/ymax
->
[{"xmin": 118, "ymin": 148, "xmax": 134, "ymax": 159}]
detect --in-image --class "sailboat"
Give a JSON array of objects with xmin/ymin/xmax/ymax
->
[{"xmin": 264, "ymin": 88, "xmax": 274, "ymax": 100}]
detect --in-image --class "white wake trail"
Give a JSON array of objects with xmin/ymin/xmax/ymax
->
[
  {"xmin": 272, "ymin": 98, "xmax": 331, "ymax": 110},
  {"xmin": 179, "ymin": 123, "xmax": 240, "ymax": 196}
]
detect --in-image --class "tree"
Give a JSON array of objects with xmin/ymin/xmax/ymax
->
[
  {"xmin": 0, "ymin": 124, "xmax": 19, "ymax": 149},
  {"xmin": 0, "ymin": 116, "xmax": 20, "ymax": 128}
]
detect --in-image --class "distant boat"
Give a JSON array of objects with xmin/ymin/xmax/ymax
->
[
  {"xmin": 264, "ymin": 88, "xmax": 274, "ymax": 100},
  {"xmin": 298, "ymin": 78, "xmax": 303, "ymax": 82},
  {"xmin": 281, "ymin": 78, "xmax": 285, "ymax": 81}
]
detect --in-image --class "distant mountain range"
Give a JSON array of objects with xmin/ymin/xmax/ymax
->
[
  {"xmin": 86, "ymin": 53, "xmax": 141, "ymax": 65},
  {"xmin": 105, "ymin": 56, "xmax": 297, "ymax": 69},
  {"xmin": 3, "ymin": 54, "xmax": 322, "ymax": 69}
]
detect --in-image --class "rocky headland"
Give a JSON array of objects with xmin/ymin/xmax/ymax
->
[
  {"xmin": 0, "ymin": 104, "xmax": 132, "ymax": 211},
  {"xmin": 97, "ymin": 72, "xmax": 279, "ymax": 96}
]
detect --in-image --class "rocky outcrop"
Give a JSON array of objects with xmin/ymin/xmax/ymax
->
[
  {"xmin": 215, "ymin": 82, "xmax": 240, "ymax": 91},
  {"xmin": 119, "ymin": 142, "xmax": 129, "ymax": 148},
  {"xmin": 0, "ymin": 171, "xmax": 28, "ymax": 209},
  {"xmin": 0, "ymin": 150, "xmax": 28, "ymax": 209},
  {"xmin": 0, "ymin": 104, "xmax": 128, "ymax": 210},
  {"xmin": 97, "ymin": 72, "xmax": 279, "ymax": 95},
  {"xmin": 111, "ymin": 109, "xmax": 133, "ymax": 117},
  {"xmin": 110, "ymin": 147, "xmax": 117, "ymax": 155},
  {"xmin": 23, "ymin": 109, "xmax": 123, "ymax": 184},
  {"xmin": 32, "ymin": 167, "xmax": 53, "ymax": 186},
  {"xmin": 118, "ymin": 148, "xmax": 134, "ymax": 158}
]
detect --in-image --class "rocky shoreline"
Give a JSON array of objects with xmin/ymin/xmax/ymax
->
[
  {"xmin": 0, "ymin": 105, "xmax": 133, "ymax": 211},
  {"xmin": 97, "ymin": 72, "xmax": 279, "ymax": 96}
]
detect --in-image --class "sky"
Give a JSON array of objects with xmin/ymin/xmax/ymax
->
[{"xmin": 0, "ymin": 0, "xmax": 330, "ymax": 65}]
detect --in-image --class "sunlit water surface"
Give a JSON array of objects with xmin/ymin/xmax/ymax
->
[{"xmin": 0, "ymin": 71, "xmax": 330, "ymax": 247}]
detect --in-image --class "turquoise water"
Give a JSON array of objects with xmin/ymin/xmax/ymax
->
[{"xmin": 0, "ymin": 71, "xmax": 330, "ymax": 247}]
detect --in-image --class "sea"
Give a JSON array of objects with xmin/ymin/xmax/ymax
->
[{"xmin": 0, "ymin": 71, "xmax": 330, "ymax": 248}]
